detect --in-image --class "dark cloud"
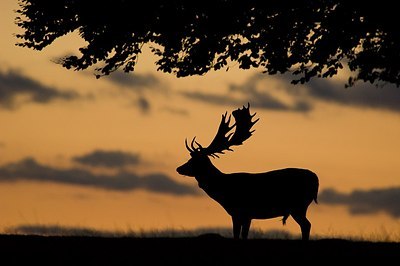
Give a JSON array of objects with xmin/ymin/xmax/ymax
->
[
  {"xmin": 102, "ymin": 71, "xmax": 168, "ymax": 113},
  {"xmin": 73, "ymin": 150, "xmax": 141, "ymax": 168},
  {"xmin": 0, "ymin": 157, "xmax": 198, "ymax": 196},
  {"xmin": 136, "ymin": 96, "xmax": 151, "ymax": 113},
  {"xmin": 320, "ymin": 187, "xmax": 400, "ymax": 218},
  {"xmin": 160, "ymin": 106, "xmax": 189, "ymax": 116},
  {"xmin": 106, "ymin": 71, "xmax": 160, "ymax": 90},
  {"xmin": 182, "ymin": 72, "xmax": 400, "ymax": 113},
  {"xmin": 181, "ymin": 91, "xmax": 242, "ymax": 106},
  {"xmin": 0, "ymin": 69, "xmax": 79, "ymax": 109},
  {"xmin": 232, "ymin": 72, "xmax": 400, "ymax": 113},
  {"xmin": 229, "ymin": 81, "xmax": 312, "ymax": 112},
  {"xmin": 180, "ymin": 90, "xmax": 311, "ymax": 112},
  {"xmin": 277, "ymin": 74, "xmax": 400, "ymax": 113},
  {"xmin": 180, "ymin": 74, "xmax": 312, "ymax": 112}
]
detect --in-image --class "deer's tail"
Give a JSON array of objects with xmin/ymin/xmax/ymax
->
[
  {"xmin": 313, "ymin": 195, "xmax": 318, "ymax": 204},
  {"xmin": 311, "ymin": 171, "xmax": 319, "ymax": 204}
]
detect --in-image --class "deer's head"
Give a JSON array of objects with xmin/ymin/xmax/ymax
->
[{"xmin": 176, "ymin": 103, "xmax": 259, "ymax": 177}]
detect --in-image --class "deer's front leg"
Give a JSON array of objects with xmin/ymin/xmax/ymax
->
[
  {"xmin": 232, "ymin": 216, "xmax": 241, "ymax": 239},
  {"xmin": 241, "ymin": 219, "xmax": 251, "ymax": 239}
]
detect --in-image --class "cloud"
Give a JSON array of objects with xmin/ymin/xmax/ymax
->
[
  {"xmin": 102, "ymin": 71, "xmax": 169, "ymax": 113},
  {"xmin": 0, "ymin": 157, "xmax": 198, "ymax": 196},
  {"xmin": 73, "ymin": 150, "xmax": 141, "ymax": 168},
  {"xmin": 181, "ymin": 72, "xmax": 400, "ymax": 113},
  {"xmin": 181, "ymin": 91, "xmax": 242, "ymax": 106},
  {"xmin": 179, "ymin": 74, "xmax": 312, "ymax": 112},
  {"xmin": 278, "ymin": 74, "xmax": 400, "ymax": 113},
  {"xmin": 160, "ymin": 106, "xmax": 189, "ymax": 116},
  {"xmin": 136, "ymin": 96, "xmax": 151, "ymax": 113},
  {"xmin": 235, "ymin": 72, "xmax": 400, "ymax": 113},
  {"xmin": 0, "ymin": 69, "xmax": 79, "ymax": 109},
  {"xmin": 228, "ymin": 80, "xmax": 312, "ymax": 112},
  {"xmin": 320, "ymin": 187, "xmax": 400, "ymax": 218},
  {"xmin": 180, "ymin": 90, "xmax": 311, "ymax": 112},
  {"xmin": 105, "ymin": 71, "xmax": 161, "ymax": 91}
]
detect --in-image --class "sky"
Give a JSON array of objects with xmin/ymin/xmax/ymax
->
[{"xmin": 1, "ymin": 0, "xmax": 400, "ymax": 240}]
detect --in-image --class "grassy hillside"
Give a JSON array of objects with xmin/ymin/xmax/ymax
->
[{"xmin": 0, "ymin": 234, "xmax": 399, "ymax": 265}]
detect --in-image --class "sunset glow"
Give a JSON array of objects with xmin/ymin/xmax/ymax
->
[{"xmin": 1, "ymin": 0, "xmax": 400, "ymax": 240}]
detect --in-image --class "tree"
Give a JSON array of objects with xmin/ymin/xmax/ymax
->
[{"xmin": 15, "ymin": 0, "xmax": 400, "ymax": 86}]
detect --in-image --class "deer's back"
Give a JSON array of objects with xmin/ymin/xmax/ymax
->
[{"xmin": 226, "ymin": 167, "xmax": 317, "ymax": 191}]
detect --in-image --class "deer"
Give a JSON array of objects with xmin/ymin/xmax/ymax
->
[{"xmin": 176, "ymin": 103, "xmax": 319, "ymax": 240}]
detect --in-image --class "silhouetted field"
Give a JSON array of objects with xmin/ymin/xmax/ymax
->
[{"xmin": 0, "ymin": 234, "xmax": 399, "ymax": 265}]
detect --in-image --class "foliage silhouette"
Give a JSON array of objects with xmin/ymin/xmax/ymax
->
[
  {"xmin": 15, "ymin": 0, "xmax": 400, "ymax": 86},
  {"xmin": 177, "ymin": 104, "xmax": 319, "ymax": 240}
]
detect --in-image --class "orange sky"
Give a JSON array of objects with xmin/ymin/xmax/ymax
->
[{"xmin": 1, "ymin": 0, "xmax": 400, "ymax": 240}]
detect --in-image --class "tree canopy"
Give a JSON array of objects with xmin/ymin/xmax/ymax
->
[{"xmin": 15, "ymin": 0, "xmax": 400, "ymax": 86}]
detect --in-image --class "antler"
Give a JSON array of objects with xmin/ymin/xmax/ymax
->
[
  {"xmin": 185, "ymin": 137, "xmax": 203, "ymax": 153},
  {"xmin": 229, "ymin": 103, "xmax": 259, "ymax": 146},
  {"xmin": 202, "ymin": 111, "xmax": 234, "ymax": 158},
  {"xmin": 202, "ymin": 103, "xmax": 259, "ymax": 158}
]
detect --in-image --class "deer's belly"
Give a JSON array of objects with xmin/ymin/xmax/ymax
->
[
  {"xmin": 226, "ymin": 206, "xmax": 287, "ymax": 219},
  {"xmin": 251, "ymin": 210, "xmax": 286, "ymax": 219},
  {"xmin": 217, "ymin": 199, "xmax": 293, "ymax": 218}
]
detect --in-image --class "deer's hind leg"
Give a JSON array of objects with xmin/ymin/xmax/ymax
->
[
  {"xmin": 241, "ymin": 218, "xmax": 251, "ymax": 239},
  {"xmin": 291, "ymin": 208, "xmax": 311, "ymax": 241}
]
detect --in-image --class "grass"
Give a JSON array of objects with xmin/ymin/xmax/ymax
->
[
  {"xmin": 2, "ymin": 224, "xmax": 400, "ymax": 265},
  {"xmin": 4, "ymin": 223, "xmax": 297, "ymax": 239},
  {"xmin": 1, "ymin": 232, "xmax": 399, "ymax": 265},
  {"xmin": 5, "ymin": 224, "xmax": 400, "ymax": 242}
]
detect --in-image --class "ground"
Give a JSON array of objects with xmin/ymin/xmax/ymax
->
[{"xmin": 0, "ymin": 234, "xmax": 399, "ymax": 265}]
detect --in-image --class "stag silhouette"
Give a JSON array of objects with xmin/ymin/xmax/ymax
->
[{"xmin": 177, "ymin": 104, "xmax": 319, "ymax": 240}]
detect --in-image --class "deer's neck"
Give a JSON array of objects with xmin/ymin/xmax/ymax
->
[{"xmin": 195, "ymin": 163, "xmax": 224, "ymax": 188}]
